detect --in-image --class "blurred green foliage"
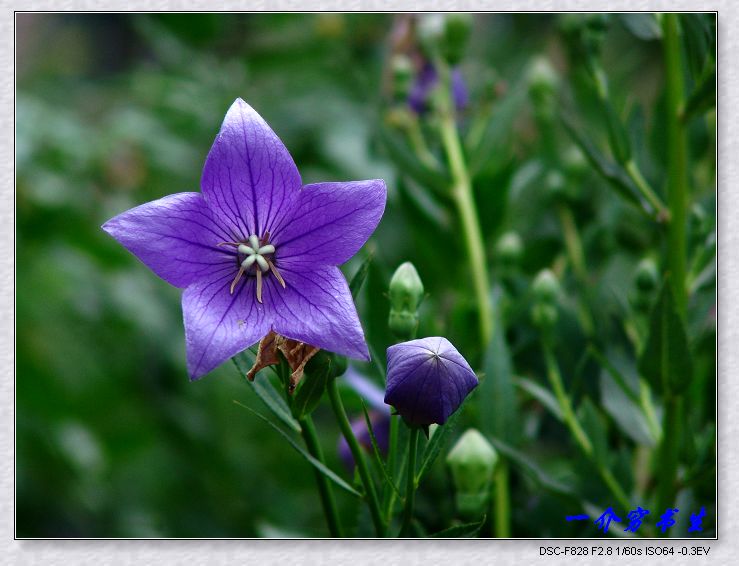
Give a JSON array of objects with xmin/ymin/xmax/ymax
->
[{"xmin": 16, "ymin": 13, "xmax": 715, "ymax": 537}]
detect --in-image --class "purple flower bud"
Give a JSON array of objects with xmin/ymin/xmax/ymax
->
[
  {"xmin": 337, "ymin": 410, "xmax": 391, "ymax": 471},
  {"xmin": 384, "ymin": 337, "xmax": 478, "ymax": 427},
  {"xmin": 407, "ymin": 63, "xmax": 468, "ymax": 114}
]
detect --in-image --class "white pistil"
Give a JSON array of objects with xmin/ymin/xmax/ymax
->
[{"xmin": 227, "ymin": 233, "xmax": 285, "ymax": 300}]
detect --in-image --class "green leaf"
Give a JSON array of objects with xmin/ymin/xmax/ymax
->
[
  {"xmin": 416, "ymin": 397, "xmax": 468, "ymax": 482},
  {"xmin": 233, "ymin": 401, "xmax": 362, "ymax": 498},
  {"xmin": 599, "ymin": 367, "xmax": 658, "ymax": 447},
  {"xmin": 232, "ymin": 356, "xmax": 301, "ymax": 433},
  {"xmin": 486, "ymin": 436, "xmax": 579, "ymax": 501},
  {"xmin": 349, "ymin": 253, "xmax": 373, "ymax": 300},
  {"xmin": 360, "ymin": 401, "xmax": 403, "ymax": 499},
  {"xmin": 638, "ymin": 281, "xmax": 693, "ymax": 395},
  {"xmin": 683, "ymin": 66, "xmax": 716, "ymax": 122},
  {"xmin": 467, "ymin": 82, "xmax": 527, "ymax": 175},
  {"xmin": 577, "ymin": 398, "xmax": 609, "ymax": 466},
  {"xmin": 561, "ymin": 111, "xmax": 645, "ymax": 211},
  {"xmin": 377, "ymin": 124, "xmax": 450, "ymax": 193},
  {"xmin": 291, "ymin": 359, "xmax": 334, "ymax": 420},
  {"xmin": 480, "ymin": 300, "xmax": 519, "ymax": 442},
  {"xmin": 514, "ymin": 376, "xmax": 563, "ymax": 421},
  {"xmin": 430, "ymin": 515, "xmax": 486, "ymax": 538}
]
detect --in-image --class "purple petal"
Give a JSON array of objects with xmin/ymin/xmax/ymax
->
[
  {"xmin": 201, "ymin": 98, "xmax": 301, "ymax": 240},
  {"xmin": 384, "ymin": 337, "xmax": 478, "ymax": 426},
  {"xmin": 274, "ymin": 180, "xmax": 386, "ymax": 269},
  {"xmin": 183, "ymin": 272, "xmax": 271, "ymax": 380},
  {"xmin": 266, "ymin": 266, "xmax": 369, "ymax": 360},
  {"xmin": 102, "ymin": 192, "xmax": 235, "ymax": 288}
]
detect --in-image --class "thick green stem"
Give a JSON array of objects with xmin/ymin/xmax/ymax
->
[
  {"xmin": 662, "ymin": 13, "xmax": 689, "ymax": 315},
  {"xmin": 400, "ymin": 427, "xmax": 419, "ymax": 537},
  {"xmin": 493, "ymin": 463, "xmax": 511, "ymax": 537},
  {"xmin": 656, "ymin": 396, "xmax": 682, "ymax": 524},
  {"xmin": 299, "ymin": 416, "xmax": 343, "ymax": 537},
  {"xmin": 327, "ymin": 380, "xmax": 385, "ymax": 536},
  {"xmin": 437, "ymin": 65, "xmax": 493, "ymax": 346},
  {"xmin": 437, "ymin": 61, "xmax": 507, "ymax": 536},
  {"xmin": 543, "ymin": 341, "xmax": 631, "ymax": 511}
]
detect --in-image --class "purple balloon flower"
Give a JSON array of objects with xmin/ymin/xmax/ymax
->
[
  {"xmin": 384, "ymin": 337, "xmax": 478, "ymax": 426},
  {"xmin": 338, "ymin": 410, "xmax": 391, "ymax": 472},
  {"xmin": 102, "ymin": 99, "xmax": 387, "ymax": 380}
]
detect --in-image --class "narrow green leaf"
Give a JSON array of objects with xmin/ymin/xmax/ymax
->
[
  {"xmin": 514, "ymin": 376, "xmax": 563, "ymax": 421},
  {"xmin": 577, "ymin": 398, "xmax": 609, "ymax": 467},
  {"xmin": 586, "ymin": 345, "xmax": 640, "ymax": 405},
  {"xmin": 291, "ymin": 360, "xmax": 334, "ymax": 420},
  {"xmin": 480, "ymin": 299, "xmax": 519, "ymax": 441},
  {"xmin": 561, "ymin": 112, "xmax": 644, "ymax": 210},
  {"xmin": 233, "ymin": 401, "xmax": 362, "ymax": 498},
  {"xmin": 638, "ymin": 281, "xmax": 693, "ymax": 394},
  {"xmin": 683, "ymin": 66, "xmax": 715, "ymax": 121},
  {"xmin": 599, "ymin": 368, "xmax": 658, "ymax": 447},
  {"xmin": 360, "ymin": 401, "xmax": 403, "ymax": 499},
  {"xmin": 416, "ymin": 397, "xmax": 468, "ymax": 482},
  {"xmin": 486, "ymin": 436, "xmax": 578, "ymax": 500},
  {"xmin": 377, "ymin": 124, "xmax": 450, "ymax": 193},
  {"xmin": 430, "ymin": 515, "xmax": 486, "ymax": 538},
  {"xmin": 232, "ymin": 357, "xmax": 301, "ymax": 433},
  {"xmin": 349, "ymin": 253, "xmax": 373, "ymax": 300}
]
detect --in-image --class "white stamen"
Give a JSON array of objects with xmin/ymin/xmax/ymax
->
[
  {"xmin": 258, "ymin": 244, "xmax": 275, "ymax": 255},
  {"xmin": 255, "ymin": 255, "xmax": 269, "ymax": 272},
  {"xmin": 241, "ymin": 255, "xmax": 257, "ymax": 269},
  {"xmin": 239, "ymin": 244, "xmax": 256, "ymax": 255},
  {"xmin": 249, "ymin": 235, "xmax": 260, "ymax": 250}
]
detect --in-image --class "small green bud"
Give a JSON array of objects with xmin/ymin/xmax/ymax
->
[
  {"xmin": 389, "ymin": 262, "xmax": 424, "ymax": 312},
  {"xmin": 391, "ymin": 54, "xmax": 414, "ymax": 100},
  {"xmin": 545, "ymin": 170, "xmax": 567, "ymax": 199},
  {"xmin": 388, "ymin": 262, "xmax": 424, "ymax": 339},
  {"xmin": 527, "ymin": 56, "xmax": 559, "ymax": 99},
  {"xmin": 532, "ymin": 269, "xmax": 560, "ymax": 303},
  {"xmin": 417, "ymin": 14, "xmax": 473, "ymax": 65},
  {"xmin": 495, "ymin": 231, "xmax": 524, "ymax": 267},
  {"xmin": 446, "ymin": 429, "xmax": 498, "ymax": 516},
  {"xmin": 634, "ymin": 258, "xmax": 659, "ymax": 293},
  {"xmin": 562, "ymin": 145, "xmax": 588, "ymax": 178},
  {"xmin": 532, "ymin": 302, "xmax": 559, "ymax": 329}
]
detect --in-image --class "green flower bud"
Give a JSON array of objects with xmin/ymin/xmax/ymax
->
[
  {"xmin": 388, "ymin": 262, "xmax": 424, "ymax": 339},
  {"xmin": 495, "ymin": 231, "xmax": 524, "ymax": 267},
  {"xmin": 446, "ymin": 429, "xmax": 498, "ymax": 516},
  {"xmin": 417, "ymin": 14, "xmax": 473, "ymax": 65},
  {"xmin": 527, "ymin": 56, "xmax": 559, "ymax": 99},
  {"xmin": 532, "ymin": 269, "xmax": 560, "ymax": 303},
  {"xmin": 391, "ymin": 54, "xmax": 414, "ymax": 100},
  {"xmin": 634, "ymin": 258, "xmax": 659, "ymax": 293},
  {"xmin": 532, "ymin": 302, "xmax": 559, "ymax": 329},
  {"xmin": 562, "ymin": 145, "xmax": 588, "ymax": 178},
  {"xmin": 545, "ymin": 170, "xmax": 567, "ymax": 199}
]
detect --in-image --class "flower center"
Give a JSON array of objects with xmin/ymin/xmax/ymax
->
[{"xmin": 218, "ymin": 232, "xmax": 286, "ymax": 303}]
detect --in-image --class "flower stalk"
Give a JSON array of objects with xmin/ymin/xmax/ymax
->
[
  {"xmin": 327, "ymin": 379, "xmax": 386, "ymax": 536},
  {"xmin": 400, "ymin": 426, "xmax": 420, "ymax": 536},
  {"xmin": 299, "ymin": 415, "xmax": 343, "ymax": 537}
]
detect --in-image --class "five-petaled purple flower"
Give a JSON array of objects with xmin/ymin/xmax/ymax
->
[
  {"xmin": 384, "ymin": 337, "xmax": 478, "ymax": 426},
  {"xmin": 103, "ymin": 99, "xmax": 387, "ymax": 380}
]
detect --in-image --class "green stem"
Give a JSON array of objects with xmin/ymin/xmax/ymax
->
[
  {"xmin": 400, "ymin": 427, "xmax": 419, "ymax": 537},
  {"xmin": 662, "ymin": 13, "xmax": 689, "ymax": 315},
  {"xmin": 299, "ymin": 416, "xmax": 343, "ymax": 537},
  {"xmin": 543, "ymin": 341, "xmax": 631, "ymax": 511},
  {"xmin": 437, "ymin": 60, "xmax": 507, "ymax": 536},
  {"xmin": 437, "ymin": 63, "xmax": 493, "ymax": 346},
  {"xmin": 327, "ymin": 379, "xmax": 385, "ymax": 536},
  {"xmin": 493, "ymin": 463, "xmax": 511, "ymax": 537},
  {"xmin": 656, "ymin": 395, "xmax": 682, "ymax": 524}
]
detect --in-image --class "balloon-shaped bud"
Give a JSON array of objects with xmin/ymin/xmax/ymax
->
[{"xmin": 446, "ymin": 429, "xmax": 498, "ymax": 516}]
